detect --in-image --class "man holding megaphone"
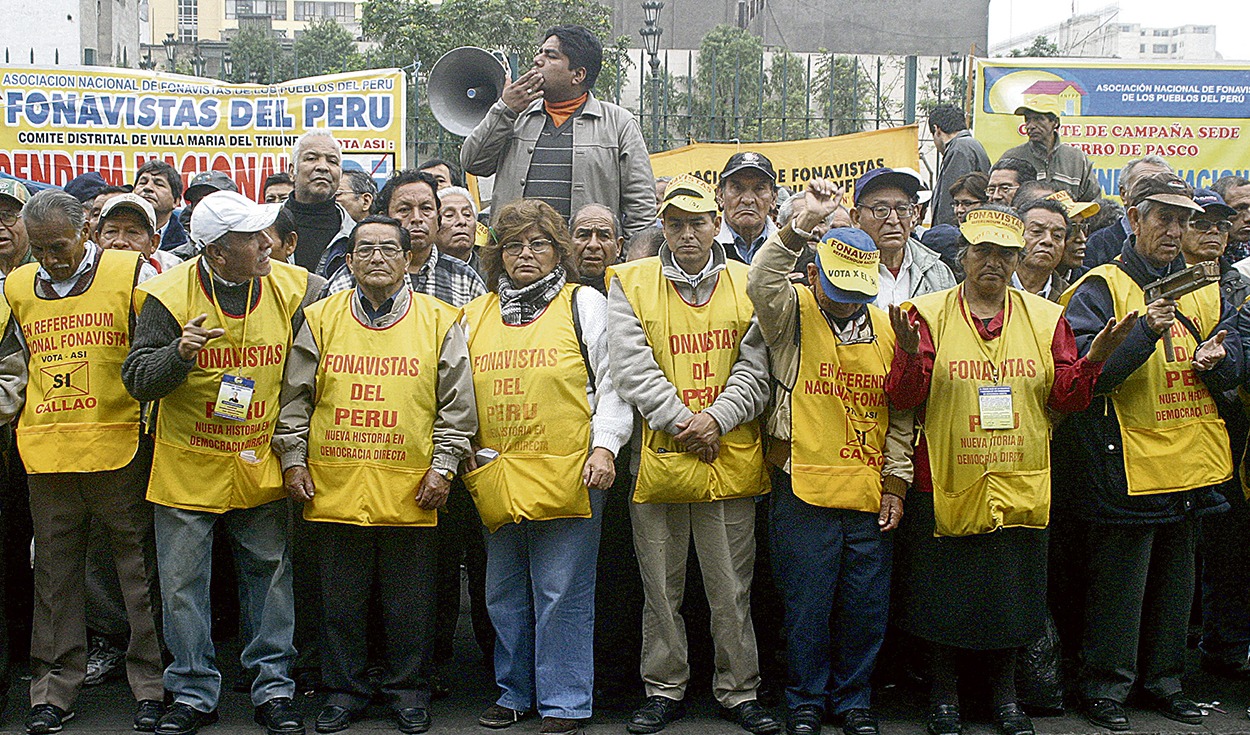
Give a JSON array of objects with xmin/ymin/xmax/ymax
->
[{"xmin": 460, "ymin": 24, "xmax": 657, "ymax": 240}]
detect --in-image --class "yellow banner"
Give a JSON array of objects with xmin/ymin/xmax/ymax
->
[
  {"xmin": 649, "ymin": 126, "xmax": 920, "ymax": 195},
  {"xmin": 0, "ymin": 67, "xmax": 406, "ymax": 201},
  {"xmin": 972, "ymin": 58, "xmax": 1250, "ymax": 196}
]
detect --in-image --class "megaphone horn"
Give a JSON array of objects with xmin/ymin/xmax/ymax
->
[{"xmin": 428, "ymin": 47, "xmax": 509, "ymax": 137}]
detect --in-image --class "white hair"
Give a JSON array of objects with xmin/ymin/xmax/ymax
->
[
  {"xmin": 292, "ymin": 129, "xmax": 341, "ymax": 162},
  {"xmin": 437, "ymin": 186, "xmax": 478, "ymax": 218}
]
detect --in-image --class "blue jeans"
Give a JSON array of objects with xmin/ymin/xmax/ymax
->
[
  {"xmin": 769, "ymin": 471, "xmax": 892, "ymax": 714},
  {"xmin": 154, "ymin": 500, "xmax": 296, "ymax": 711},
  {"xmin": 485, "ymin": 488, "xmax": 604, "ymax": 719}
]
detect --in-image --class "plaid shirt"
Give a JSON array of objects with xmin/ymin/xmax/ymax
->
[{"xmin": 323, "ymin": 245, "xmax": 486, "ymax": 307}]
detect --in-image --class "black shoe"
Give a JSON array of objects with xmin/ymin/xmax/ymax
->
[
  {"xmin": 314, "ymin": 706, "xmax": 357, "ymax": 734},
  {"xmin": 395, "ymin": 708, "xmax": 431, "ymax": 734},
  {"xmin": 25, "ymin": 705, "xmax": 74, "ymax": 735},
  {"xmin": 628, "ymin": 696, "xmax": 686, "ymax": 734},
  {"xmin": 539, "ymin": 717, "xmax": 581, "ymax": 735},
  {"xmin": 721, "ymin": 701, "xmax": 783, "ymax": 735},
  {"xmin": 1082, "ymin": 699, "xmax": 1129, "ymax": 732},
  {"xmin": 993, "ymin": 703, "xmax": 1033, "ymax": 735},
  {"xmin": 786, "ymin": 706, "xmax": 822, "ymax": 735},
  {"xmin": 925, "ymin": 704, "xmax": 961, "ymax": 735},
  {"xmin": 478, "ymin": 704, "xmax": 532, "ymax": 729},
  {"xmin": 255, "ymin": 698, "xmax": 305, "ymax": 735},
  {"xmin": 1145, "ymin": 693, "xmax": 1203, "ymax": 725},
  {"xmin": 156, "ymin": 704, "xmax": 218, "ymax": 735},
  {"xmin": 134, "ymin": 701, "xmax": 165, "ymax": 733},
  {"xmin": 836, "ymin": 709, "xmax": 877, "ymax": 735}
]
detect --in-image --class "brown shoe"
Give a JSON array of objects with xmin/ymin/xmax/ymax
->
[
  {"xmin": 539, "ymin": 718, "xmax": 580, "ymax": 735},
  {"xmin": 478, "ymin": 704, "xmax": 532, "ymax": 729}
]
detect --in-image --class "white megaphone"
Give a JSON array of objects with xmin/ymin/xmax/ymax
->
[{"xmin": 427, "ymin": 46, "xmax": 510, "ymax": 137}]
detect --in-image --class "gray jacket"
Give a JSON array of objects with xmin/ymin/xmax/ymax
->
[
  {"xmin": 932, "ymin": 130, "xmax": 990, "ymax": 227},
  {"xmin": 1002, "ymin": 132, "xmax": 1102, "ymax": 202},
  {"xmin": 460, "ymin": 93, "xmax": 657, "ymax": 239},
  {"xmin": 902, "ymin": 237, "xmax": 958, "ymax": 302}
]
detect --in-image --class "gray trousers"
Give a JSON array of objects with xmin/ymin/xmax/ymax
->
[{"xmin": 1077, "ymin": 518, "xmax": 1195, "ymax": 703}]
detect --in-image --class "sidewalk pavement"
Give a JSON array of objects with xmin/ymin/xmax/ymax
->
[{"xmin": 4, "ymin": 624, "xmax": 1250, "ymax": 735}]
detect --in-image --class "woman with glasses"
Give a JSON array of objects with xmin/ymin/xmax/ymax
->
[
  {"xmin": 949, "ymin": 172, "xmax": 989, "ymax": 225},
  {"xmin": 886, "ymin": 206, "xmax": 1132, "ymax": 735},
  {"xmin": 461, "ymin": 199, "xmax": 631, "ymax": 735}
]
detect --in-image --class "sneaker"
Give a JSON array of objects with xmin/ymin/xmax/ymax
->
[{"xmin": 84, "ymin": 637, "xmax": 125, "ymax": 687}]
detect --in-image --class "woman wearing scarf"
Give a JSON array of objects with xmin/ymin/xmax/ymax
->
[{"xmin": 461, "ymin": 199, "xmax": 632, "ymax": 735}]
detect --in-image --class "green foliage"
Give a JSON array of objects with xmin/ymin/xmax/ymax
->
[
  {"xmin": 918, "ymin": 60, "xmax": 966, "ymax": 115},
  {"xmin": 1008, "ymin": 35, "xmax": 1063, "ymax": 58},
  {"xmin": 811, "ymin": 52, "xmax": 890, "ymax": 136},
  {"xmin": 294, "ymin": 18, "xmax": 364, "ymax": 76},
  {"xmin": 227, "ymin": 27, "xmax": 291, "ymax": 83}
]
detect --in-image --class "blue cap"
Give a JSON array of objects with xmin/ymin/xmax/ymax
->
[
  {"xmin": 63, "ymin": 172, "xmax": 110, "ymax": 203},
  {"xmin": 853, "ymin": 167, "xmax": 921, "ymax": 205},
  {"xmin": 815, "ymin": 227, "xmax": 879, "ymax": 304},
  {"xmin": 921, "ymin": 223, "xmax": 961, "ymax": 258},
  {"xmin": 1193, "ymin": 188, "xmax": 1236, "ymax": 219}
]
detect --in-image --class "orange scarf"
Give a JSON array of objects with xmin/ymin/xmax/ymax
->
[{"xmin": 545, "ymin": 93, "xmax": 588, "ymax": 128}]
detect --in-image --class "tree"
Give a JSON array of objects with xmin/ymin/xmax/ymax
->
[
  {"xmin": 294, "ymin": 18, "xmax": 364, "ymax": 77},
  {"xmin": 690, "ymin": 25, "xmax": 766, "ymax": 141},
  {"xmin": 1009, "ymin": 35, "xmax": 1063, "ymax": 57},
  {"xmin": 227, "ymin": 27, "xmax": 291, "ymax": 83},
  {"xmin": 811, "ymin": 52, "xmax": 892, "ymax": 136}
]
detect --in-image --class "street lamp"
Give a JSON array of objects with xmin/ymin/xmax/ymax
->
[
  {"xmin": 140, "ymin": 50, "xmax": 155, "ymax": 70},
  {"xmin": 945, "ymin": 52, "xmax": 964, "ymax": 103},
  {"xmin": 222, "ymin": 50, "xmax": 233, "ymax": 80},
  {"xmin": 163, "ymin": 32, "xmax": 176, "ymax": 71},
  {"xmin": 639, "ymin": 0, "xmax": 664, "ymax": 150}
]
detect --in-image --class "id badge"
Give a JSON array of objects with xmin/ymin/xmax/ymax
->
[
  {"xmin": 978, "ymin": 385, "xmax": 1014, "ymax": 430},
  {"xmin": 213, "ymin": 374, "xmax": 255, "ymax": 422}
]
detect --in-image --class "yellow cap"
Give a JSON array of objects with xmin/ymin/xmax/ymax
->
[
  {"xmin": 1046, "ymin": 190, "xmax": 1100, "ymax": 221},
  {"xmin": 660, "ymin": 173, "xmax": 718, "ymax": 215},
  {"xmin": 815, "ymin": 228, "xmax": 879, "ymax": 303},
  {"xmin": 960, "ymin": 208, "xmax": 1025, "ymax": 249}
]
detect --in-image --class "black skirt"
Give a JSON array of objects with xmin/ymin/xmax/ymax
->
[{"xmin": 894, "ymin": 490, "xmax": 1048, "ymax": 650}]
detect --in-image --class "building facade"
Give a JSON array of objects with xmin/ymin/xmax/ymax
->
[
  {"xmin": 990, "ymin": 4, "xmax": 1219, "ymax": 60},
  {"xmin": 147, "ymin": 0, "xmax": 362, "ymax": 45},
  {"xmin": 1, "ymin": 0, "xmax": 142, "ymax": 66}
]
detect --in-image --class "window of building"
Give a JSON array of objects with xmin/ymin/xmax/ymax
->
[
  {"xmin": 177, "ymin": 0, "xmax": 198, "ymax": 42},
  {"xmin": 1139, "ymin": 44, "xmax": 1146, "ymax": 53},
  {"xmin": 1153, "ymin": 44, "xmax": 1169, "ymax": 53},
  {"xmin": 1194, "ymin": 26, "xmax": 1212, "ymax": 33},
  {"xmin": 226, "ymin": 0, "xmax": 287, "ymax": 19},
  {"xmin": 293, "ymin": 1, "xmax": 353, "ymax": 21}
]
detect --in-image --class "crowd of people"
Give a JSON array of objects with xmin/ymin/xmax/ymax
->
[{"xmin": 1, "ymin": 18, "xmax": 1250, "ymax": 735}]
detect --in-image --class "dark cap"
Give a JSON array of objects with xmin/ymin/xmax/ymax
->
[
  {"xmin": 63, "ymin": 172, "xmax": 110, "ymax": 203},
  {"xmin": 185, "ymin": 171, "xmax": 239, "ymax": 201},
  {"xmin": 719, "ymin": 151, "xmax": 776, "ymax": 182},
  {"xmin": 853, "ymin": 167, "xmax": 921, "ymax": 205},
  {"xmin": 1192, "ymin": 188, "xmax": 1236, "ymax": 219},
  {"xmin": 1128, "ymin": 173, "xmax": 1202, "ymax": 212}
]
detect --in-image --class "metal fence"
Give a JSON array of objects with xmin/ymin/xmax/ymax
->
[{"xmin": 413, "ymin": 49, "xmax": 966, "ymax": 165}]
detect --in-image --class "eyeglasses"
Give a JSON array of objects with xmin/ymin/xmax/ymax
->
[
  {"xmin": 1191, "ymin": 219, "xmax": 1233, "ymax": 234},
  {"xmin": 351, "ymin": 245, "xmax": 405, "ymax": 260},
  {"xmin": 502, "ymin": 239, "xmax": 553, "ymax": 256},
  {"xmin": 0, "ymin": 211, "xmax": 20, "ymax": 228},
  {"xmin": 985, "ymin": 184, "xmax": 1019, "ymax": 196},
  {"xmin": 862, "ymin": 204, "xmax": 914, "ymax": 221}
]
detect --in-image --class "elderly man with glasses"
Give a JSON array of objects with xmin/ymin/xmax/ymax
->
[{"xmin": 850, "ymin": 169, "xmax": 956, "ymax": 310}]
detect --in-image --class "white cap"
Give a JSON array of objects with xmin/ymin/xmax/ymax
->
[
  {"xmin": 893, "ymin": 167, "xmax": 932, "ymax": 205},
  {"xmin": 98, "ymin": 193, "xmax": 158, "ymax": 232},
  {"xmin": 191, "ymin": 191, "xmax": 282, "ymax": 248}
]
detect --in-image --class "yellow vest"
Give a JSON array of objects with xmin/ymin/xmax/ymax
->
[
  {"xmin": 462, "ymin": 285, "xmax": 593, "ymax": 532},
  {"xmin": 609, "ymin": 257, "xmax": 767, "ymax": 504},
  {"xmin": 909, "ymin": 286, "xmax": 1060, "ymax": 537},
  {"xmin": 5, "ymin": 250, "xmax": 142, "ymax": 474},
  {"xmin": 789, "ymin": 287, "xmax": 894, "ymax": 512},
  {"xmin": 1061, "ymin": 265, "xmax": 1231, "ymax": 494},
  {"xmin": 303, "ymin": 289, "xmax": 457, "ymax": 527},
  {"xmin": 134, "ymin": 258, "xmax": 308, "ymax": 513}
]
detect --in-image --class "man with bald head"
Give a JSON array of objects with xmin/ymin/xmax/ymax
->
[{"xmin": 571, "ymin": 204, "xmax": 623, "ymax": 292}]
